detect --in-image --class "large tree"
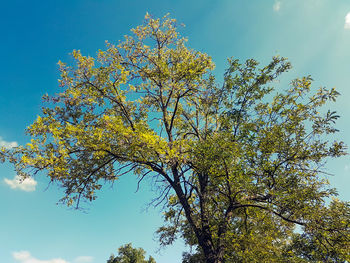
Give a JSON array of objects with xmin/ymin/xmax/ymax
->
[{"xmin": 2, "ymin": 14, "xmax": 349, "ymax": 263}]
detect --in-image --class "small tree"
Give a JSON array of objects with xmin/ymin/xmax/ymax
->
[
  {"xmin": 2, "ymin": 14, "xmax": 349, "ymax": 263},
  {"xmin": 107, "ymin": 243, "xmax": 156, "ymax": 263}
]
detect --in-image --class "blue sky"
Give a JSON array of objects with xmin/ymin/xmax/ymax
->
[{"xmin": 1, "ymin": 0, "xmax": 350, "ymax": 262}]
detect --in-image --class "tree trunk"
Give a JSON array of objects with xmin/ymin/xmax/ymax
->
[
  {"xmin": 170, "ymin": 168, "xmax": 225, "ymax": 263},
  {"xmin": 198, "ymin": 231, "xmax": 225, "ymax": 263},
  {"xmin": 203, "ymin": 248, "xmax": 223, "ymax": 263}
]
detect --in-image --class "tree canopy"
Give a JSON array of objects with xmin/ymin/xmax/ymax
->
[
  {"xmin": 107, "ymin": 243, "xmax": 156, "ymax": 263},
  {"xmin": 2, "ymin": 14, "xmax": 349, "ymax": 263}
]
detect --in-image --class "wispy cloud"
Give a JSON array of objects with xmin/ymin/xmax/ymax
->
[
  {"xmin": 4, "ymin": 175, "xmax": 37, "ymax": 192},
  {"xmin": 345, "ymin": 12, "xmax": 350, "ymax": 29},
  {"xmin": 74, "ymin": 256, "xmax": 94, "ymax": 263},
  {"xmin": 13, "ymin": 251, "xmax": 68, "ymax": 263},
  {"xmin": 12, "ymin": 251, "xmax": 94, "ymax": 263},
  {"xmin": 273, "ymin": 1, "xmax": 281, "ymax": 12},
  {"xmin": 0, "ymin": 136, "xmax": 18, "ymax": 149}
]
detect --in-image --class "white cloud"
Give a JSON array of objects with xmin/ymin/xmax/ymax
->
[
  {"xmin": 12, "ymin": 252, "xmax": 93, "ymax": 263},
  {"xmin": 345, "ymin": 12, "xmax": 350, "ymax": 29},
  {"xmin": 12, "ymin": 251, "xmax": 69, "ymax": 263},
  {"xmin": 4, "ymin": 175, "xmax": 37, "ymax": 192},
  {"xmin": 0, "ymin": 136, "xmax": 18, "ymax": 149},
  {"xmin": 73, "ymin": 256, "xmax": 94, "ymax": 263},
  {"xmin": 273, "ymin": 1, "xmax": 281, "ymax": 12}
]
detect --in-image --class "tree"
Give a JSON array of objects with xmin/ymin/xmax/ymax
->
[
  {"xmin": 2, "ymin": 14, "xmax": 349, "ymax": 263},
  {"xmin": 107, "ymin": 243, "xmax": 156, "ymax": 263}
]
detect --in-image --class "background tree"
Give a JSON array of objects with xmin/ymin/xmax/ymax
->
[
  {"xmin": 2, "ymin": 14, "xmax": 349, "ymax": 263},
  {"xmin": 107, "ymin": 243, "xmax": 156, "ymax": 263}
]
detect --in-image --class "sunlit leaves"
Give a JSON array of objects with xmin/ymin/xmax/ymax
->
[{"xmin": 4, "ymin": 13, "xmax": 349, "ymax": 262}]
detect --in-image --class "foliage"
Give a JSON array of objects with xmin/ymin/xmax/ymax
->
[
  {"xmin": 2, "ymin": 14, "xmax": 349, "ymax": 263},
  {"xmin": 107, "ymin": 243, "xmax": 156, "ymax": 263}
]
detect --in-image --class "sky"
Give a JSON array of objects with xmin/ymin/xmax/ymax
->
[{"xmin": 1, "ymin": 0, "xmax": 350, "ymax": 262}]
